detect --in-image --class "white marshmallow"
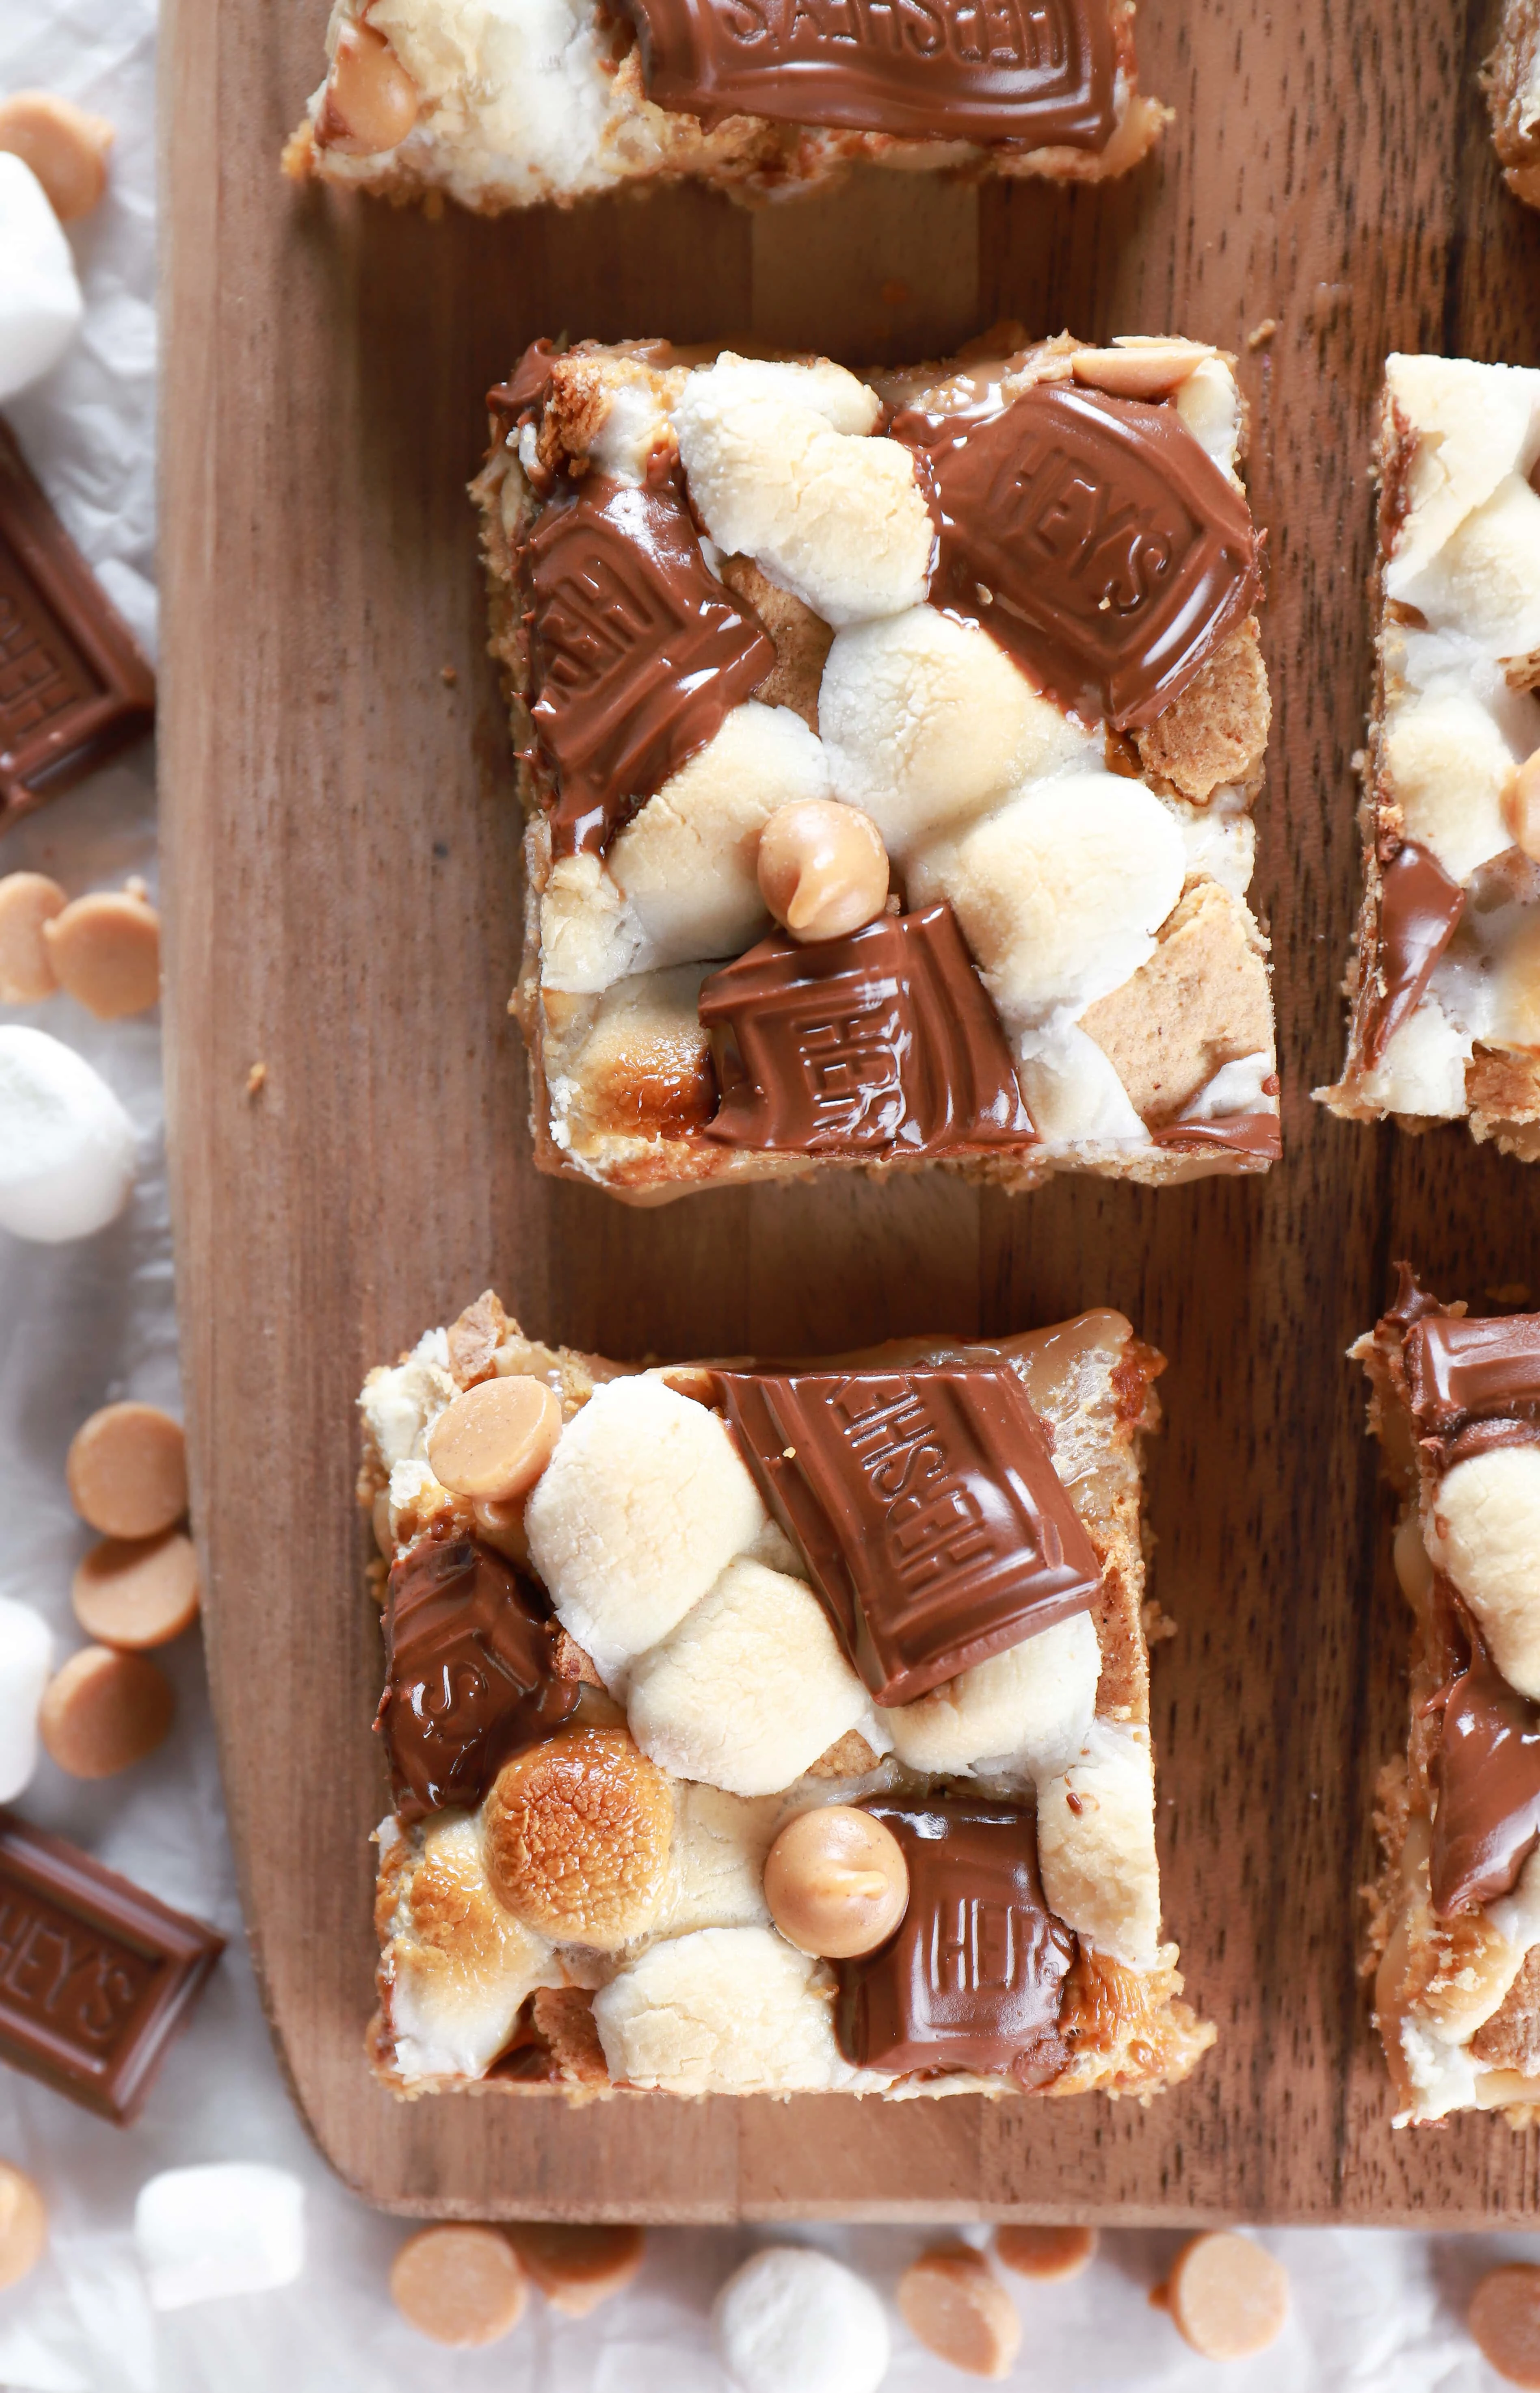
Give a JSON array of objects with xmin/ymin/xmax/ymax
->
[
  {"xmin": 1403, "ymin": 474, "xmax": 1540, "ymax": 660},
  {"xmin": 0, "ymin": 1028, "xmax": 136, "ymax": 1242},
  {"xmin": 357, "ymin": 1328, "xmax": 456, "ymax": 1469},
  {"xmin": 1350, "ymin": 992, "xmax": 1471, "ymax": 1120},
  {"xmin": 539, "ymin": 851, "xmax": 650, "ymax": 995},
  {"xmin": 362, "ymin": 0, "xmax": 618, "ymax": 206},
  {"xmin": 1382, "ymin": 691, "xmax": 1517, "ymax": 883},
  {"xmin": 715, "ymin": 2246, "xmax": 892, "ymax": 2393},
  {"xmin": 1013, "ymin": 1023, "xmax": 1148, "ymax": 1144},
  {"xmin": 658, "ymin": 1783, "xmax": 781, "ymax": 1936},
  {"xmin": 1384, "ymin": 355, "xmax": 1540, "ymax": 592},
  {"xmin": 880, "ymin": 1610, "xmax": 1100, "ymax": 1779},
  {"xmin": 677, "ymin": 355, "xmax": 881, "ymax": 437},
  {"xmin": 1173, "ymin": 357, "xmax": 1243, "ymax": 484},
  {"xmin": 593, "ymin": 1924, "xmax": 873, "ymax": 2094},
  {"xmin": 0, "ymin": 1601, "xmax": 53, "ymax": 1803},
  {"xmin": 134, "ymin": 2164, "xmax": 305, "ymax": 2311},
  {"xmin": 1429, "ymin": 1445, "xmax": 1540, "ymax": 1700},
  {"xmin": 524, "ymin": 1374, "xmax": 767, "ymax": 1683},
  {"xmin": 1036, "ymin": 1720, "xmax": 1161, "ymax": 1969},
  {"xmin": 1181, "ymin": 1050, "xmax": 1276, "ymax": 1121},
  {"xmin": 0, "ymin": 153, "xmax": 83, "ymax": 403},
  {"xmin": 627, "ymin": 1557, "xmax": 870, "ymax": 1796},
  {"xmin": 818, "ymin": 607, "xmax": 1089, "ymax": 856}
]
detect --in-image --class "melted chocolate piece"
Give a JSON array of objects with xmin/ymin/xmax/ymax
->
[
  {"xmin": 1405, "ymin": 1311, "xmax": 1540, "ymax": 1432},
  {"xmin": 1432, "ymin": 1604, "xmax": 1540, "ymax": 1918},
  {"xmin": 835, "ymin": 1797, "xmax": 1073, "ymax": 2079},
  {"xmin": 619, "ymin": 0, "xmax": 1117, "ymax": 145},
  {"xmin": 1364, "ymin": 840, "xmax": 1465, "ymax": 1065},
  {"xmin": 1149, "ymin": 1111, "xmax": 1281, "ymax": 1160},
  {"xmin": 697, "ymin": 902, "xmax": 1035, "ymax": 1157},
  {"xmin": 712, "ymin": 1362, "xmax": 1101, "ymax": 1704},
  {"xmin": 487, "ymin": 338, "xmax": 559, "ymax": 432},
  {"xmin": 1441, "ymin": 1419, "xmax": 1540, "ymax": 1468},
  {"xmin": 893, "ymin": 383, "xmax": 1260, "ymax": 730},
  {"xmin": 1383, "ymin": 1259, "xmax": 1442, "ymax": 1335},
  {"xmin": 526, "ymin": 476, "xmax": 774, "ymax": 856},
  {"xmin": 379, "ymin": 1537, "xmax": 580, "ymax": 1821}
]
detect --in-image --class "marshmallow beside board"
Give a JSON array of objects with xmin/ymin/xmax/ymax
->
[
  {"xmin": 0, "ymin": 149, "xmax": 82, "ymax": 403},
  {"xmin": 0, "ymin": 1026, "xmax": 136, "ymax": 1241}
]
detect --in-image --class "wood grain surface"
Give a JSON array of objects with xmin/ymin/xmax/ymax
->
[{"xmin": 159, "ymin": 0, "xmax": 1540, "ymax": 2220}]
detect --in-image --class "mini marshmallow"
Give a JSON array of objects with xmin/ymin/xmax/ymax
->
[
  {"xmin": 593, "ymin": 1925, "xmax": 872, "ymax": 2095},
  {"xmin": 0, "ymin": 151, "xmax": 83, "ymax": 403},
  {"xmin": 678, "ymin": 355, "xmax": 881, "ymax": 438},
  {"xmin": 1352, "ymin": 991, "xmax": 1471, "ymax": 1119},
  {"xmin": 1014, "ymin": 1024, "xmax": 1148, "ymax": 1144},
  {"xmin": 358, "ymin": 1328, "xmax": 457, "ymax": 1470},
  {"xmin": 134, "ymin": 2163, "xmax": 305, "ymax": 2311},
  {"xmin": 0, "ymin": 1027, "xmax": 136, "ymax": 1242},
  {"xmin": 385, "ymin": 1811, "xmax": 561, "ymax": 2081},
  {"xmin": 1382, "ymin": 692, "xmax": 1517, "ymax": 883},
  {"xmin": 539, "ymin": 852, "xmax": 650, "ymax": 994},
  {"xmin": 1384, "ymin": 355, "xmax": 1540, "ymax": 593},
  {"xmin": 1403, "ymin": 474, "xmax": 1540, "ymax": 658},
  {"xmin": 880, "ymin": 1610, "xmax": 1100, "ymax": 1779},
  {"xmin": 524, "ymin": 1374, "xmax": 766, "ymax": 1682},
  {"xmin": 1173, "ymin": 357, "xmax": 1243, "ymax": 484},
  {"xmin": 362, "ymin": 0, "xmax": 617, "ymax": 206},
  {"xmin": 1428, "ymin": 1445, "xmax": 1540, "ymax": 1700},
  {"xmin": 715, "ymin": 2246, "xmax": 891, "ymax": 2393},
  {"xmin": 658, "ymin": 1783, "xmax": 781, "ymax": 1937},
  {"xmin": 0, "ymin": 1599, "xmax": 52, "ymax": 1803},
  {"xmin": 1036, "ymin": 1720, "xmax": 1161, "ymax": 1969}
]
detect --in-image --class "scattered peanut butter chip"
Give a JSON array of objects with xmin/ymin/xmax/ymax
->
[
  {"xmin": 504, "ymin": 2222, "xmax": 645, "ymax": 2315},
  {"xmin": 316, "ymin": 22, "xmax": 420, "ymax": 154},
  {"xmin": 66, "ymin": 1402, "xmax": 187, "ymax": 1540},
  {"xmin": 1247, "ymin": 318, "xmax": 1278, "ymax": 349},
  {"xmin": 764, "ymin": 1805, "xmax": 908, "ymax": 1958},
  {"xmin": 39, "ymin": 1646, "xmax": 174, "ymax": 1779},
  {"xmin": 0, "ymin": 2163, "xmax": 47, "ymax": 2290},
  {"xmin": 73, "ymin": 1530, "xmax": 200, "ymax": 1651},
  {"xmin": 245, "ymin": 1061, "xmax": 267, "ymax": 1097},
  {"xmin": 1471, "ymin": 2265, "xmax": 1540, "ymax": 2388},
  {"xmin": 0, "ymin": 873, "xmax": 65, "ymax": 1002},
  {"xmin": 390, "ymin": 2224, "xmax": 527, "ymax": 2348},
  {"xmin": 898, "ymin": 2246, "xmax": 1021, "ymax": 2380},
  {"xmin": 42, "ymin": 891, "xmax": 160, "ymax": 1019},
  {"xmin": 994, "ymin": 2224, "xmax": 1096, "ymax": 2282},
  {"xmin": 1163, "ymin": 2232, "xmax": 1288, "ymax": 2361},
  {"xmin": 440, "ymin": 664, "xmax": 458, "ymax": 685},
  {"xmin": 0, "ymin": 92, "xmax": 113, "ymax": 220},
  {"xmin": 427, "ymin": 1375, "xmax": 562, "ymax": 1504}
]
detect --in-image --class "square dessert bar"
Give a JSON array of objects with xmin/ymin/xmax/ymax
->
[
  {"xmin": 358, "ymin": 1290, "xmax": 1214, "ymax": 2103},
  {"xmin": 1489, "ymin": 0, "xmax": 1540, "ymax": 209},
  {"xmin": 476, "ymin": 331, "xmax": 1278, "ymax": 1201},
  {"xmin": 1358, "ymin": 1270, "xmax": 1540, "ymax": 2126},
  {"xmin": 1319, "ymin": 356, "xmax": 1540, "ymax": 1153},
  {"xmin": 284, "ymin": 0, "xmax": 1166, "ymax": 211}
]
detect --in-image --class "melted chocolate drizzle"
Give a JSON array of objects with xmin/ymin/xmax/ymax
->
[
  {"xmin": 1432, "ymin": 1597, "xmax": 1540, "ymax": 1919},
  {"xmin": 1148, "ymin": 1111, "xmax": 1281, "ymax": 1160},
  {"xmin": 1364, "ymin": 840, "xmax": 1465, "ymax": 1065}
]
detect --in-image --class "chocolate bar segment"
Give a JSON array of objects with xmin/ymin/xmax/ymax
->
[
  {"xmin": 1405, "ymin": 1312, "xmax": 1540, "ymax": 1431},
  {"xmin": 712, "ymin": 1361, "xmax": 1100, "ymax": 1703},
  {"xmin": 0, "ymin": 1811, "xmax": 223, "ymax": 2125},
  {"xmin": 1430, "ymin": 1599, "xmax": 1540, "ymax": 1918},
  {"xmin": 0, "ymin": 422, "xmax": 155, "ymax": 826},
  {"xmin": 1362, "ymin": 842, "xmax": 1465, "ymax": 1067},
  {"xmin": 697, "ymin": 903, "xmax": 1036, "ymax": 1158}
]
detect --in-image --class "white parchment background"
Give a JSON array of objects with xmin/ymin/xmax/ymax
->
[{"xmin": 0, "ymin": 3, "xmax": 1535, "ymax": 2386}]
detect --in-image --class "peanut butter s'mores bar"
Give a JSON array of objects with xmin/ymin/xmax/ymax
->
[
  {"xmin": 359, "ymin": 1292, "xmax": 1213, "ymax": 2102},
  {"xmin": 1360, "ymin": 1270, "xmax": 1540, "ymax": 2126},
  {"xmin": 1319, "ymin": 357, "xmax": 1540, "ymax": 1153},
  {"xmin": 284, "ymin": 0, "xmax": 1165, "ymax": 210},
  {"xmin": 476, "ymin": 333, "xmax": 1277, "ymax": 1201},
  {"xmin": 1488, "ymin": 0, "xmax": 1540, "ymax": 208}
]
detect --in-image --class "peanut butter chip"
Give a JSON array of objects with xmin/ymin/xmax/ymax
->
[
  {"xmin": 390, "ymin": 2224, "xmax": 527, "ymax": 2348},
  {"xmin": 483, "ymin": 1727, "xmax": 672, "ymax": 1949},
  {"xmin": 73, "ymin": 1531, "xmax": 200, "ymax": 1651},
  {"xmin": 1472, "ymin": 2265, "xmax": 1540, "ymax": 2388},
  {"xmin": 898, "ymin": 2247, "xmax": 1021, "ymax": 2380},
  {"xmin": 316, "ymin": 22, "xmax": 420, "ymax": 154},
  {"xmin": 758, "ymin": 800, "xmax": 890, "ymax": 944},
  {"xmin": 66, "ymin": 1402, "xmax": 187, "ymax": 1539},
  {"xmin": 0, "ymin": 2164, "xmax": 47, "ymax": 2291},
  {"xmin": 1164, "ymin": 2232, "xmax": 1288, "ymax": 2361},
  {"xmin": 0, "ymin": 874, "xmax": 65, "ymax": 1002},
  {"xmin": 427, "ymin": 1375, "xmax": 561, "ymax": 1504},
  {"xmin": 504, "ymin": 2222, "xmax": 645, "ymax": 2315},
  {"xmin": 39, "ymin": 1646, "xmax": 174, "ymax": 1779},
  {"xmin": 42, "ymin": 892, "xmax": 160, "ymax": 1019},
  {"xmin": 0, "ymin": 92, "xmax": 113, "ymax": 220},
  {"xmin": 764, "ymin": 1805, "xmax": 908, "ymax": 1958},
  {"xmin": 994, "ymin": 2224, "xmax": 1097, "ymax": 2282},
  {"xmin": 1070, "ymin": 342, "xmax": 1213, "ymax": 400}
]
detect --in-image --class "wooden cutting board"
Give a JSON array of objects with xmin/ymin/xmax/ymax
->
[{"xmin": 158, "ymin": 0, "xmax": 1540, "ymax": 2220}]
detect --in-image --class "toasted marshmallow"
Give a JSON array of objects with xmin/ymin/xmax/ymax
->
[
  {"xmin": 881, "ymin": 1610, "xmax": 1100, "ymax": 1779},
  {"xmin": 593, "ymin": 1925, "xmax": 877, "ymax": 2094},
  {"xmin": 1037, "ymin": 1721, "xmax": 1161, "ymax": 1969},
  {"xmin": 135, "ymin": 2164, "xmax": 305, "ymax": 2311},
  {"xmin": 539, "ymin": 852, "xmax": 650, "ymax": 994},
  {"xmin": 715, "ymin": 2246, "xmax": 891, "ymax": 2393},
  {"xmin": 383, "ymin": 1811, "xmax": 561, "ymax": 2083},
  {"xmin": 1382, "ymin": 692, "xmax": 1518, "ymax": 883},
  {"xmin": 1429, "ymin": 1445, "xmax": 1540, "ymax": 1700}
]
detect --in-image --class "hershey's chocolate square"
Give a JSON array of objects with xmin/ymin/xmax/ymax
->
[{"xmin": 1405, "ymin": 1312, "xmax": 1540, "ymax": 1432}]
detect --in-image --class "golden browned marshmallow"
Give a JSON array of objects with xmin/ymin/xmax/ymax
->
[
  {"xmin": 504, "ymin": 2222, "xmax": 645, "ymax": 2316},
  {"xmin": 315, "ymin": 22, "xmax": 420, "ymax": 154},
  {"xmin": 1505, "ymin": 748, "xmax": 1540, "ymax": 861},
  {"xmin": 898, "ymin": 2247, "xmax": 1021, "ymax": 2380},
  {"xmin": 1071, "ymin": 342, "xmax": 1213, "ymax": 399},
  {"xmin": 389, "ymin": 2224, "xmax": 527, "ymax": 2348},
  {"xmin": 763, "ymin": 1805, "xmax": 908, "ymax": 1958},
  {"xmin": 757, "ymin": 801, "xmax": 889, "ymax": 944},
  {"xmin": 0, "ymin": 2164, "xmax": 47, "ymax": 2291},
  {"xmin": 39, "ymin": 1646, "xmax": 174, "ymax": 1779},
  {"xmin": 0, "ymin": 93, "xmax": 113, "ymax": 220},
  {"xmin": 1471, "ymin": 2265, "xmax": 1540, "ymax": 2389},
  {"xmin": 66, "ymin": 1401, "xmax": 187, "ymax": 1539},
  {"xmin": 72, "ymin": 1530, "xmax": 200, "ymax": 1651},
  {"xmin": 426, "ymin": 1376, "xmax": 561, "ymax": 1504},
  {"xmin": 0, "ymin": 873, "xmax": 65, "ymax": 1002},
  {"xmin": 42, "ymin": 891, "xmax": 160, "ymax": 1019},
  {"xmin": 483, "ymin": 1726, "xmax": 672, "ymax": 1949},
  {"xmin": 1162, "ymin": 2233, "xmax": 1288, "ymax": 2361},
  {"xmin": 994, "ymin": 2225, "xmax": 1096, "ymax": 2282}
]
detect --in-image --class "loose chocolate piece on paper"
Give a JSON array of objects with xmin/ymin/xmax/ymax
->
[
  {"xmin": 836, "ymin": 1797, "xmax": 1074, "ymax": 2077},
  {"xmin": 620, "ymin": 0, "xmax": 1118, "ymax": 145},
  {"xmin": 1404, "ymin": 1311, "xmax": 1540, "ymax": 1432},
  {"xmin": 0, "ymin": 1811, "xmax": 223, "ymax": 2125},
  {"xmin": 1363, "ymin": 840, "xmax": 1465, "ymax": 1066},
  {"xmin": 526, "ymin": 475, "xmax": 774, "ymax": 857},
  {"xmin": 895, "ymin": 383, "xmax": 1259, "ymax": 729},
  {"xmin": 380, "ymin": 1536, "xmax": 580, "ymax": 1821},
  {"xmin": 0, "ymin": 422, "xmax": 155, "ymax": 825},
  {"xmin": 712, "ymin": 1362, "xmax": 1100, "ymax": 1704},
  {"xmin": 1431, "ymin": 1603, "xmax": 1540, "ymax": 1918},
  {"xmin": 698, "ymin": 902, "xmax": 1036, "ymax": 1158}
]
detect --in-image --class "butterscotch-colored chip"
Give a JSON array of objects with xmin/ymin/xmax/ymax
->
[
  {"xmin": 1071, "ymin": 342, "xmax": 1211, "ymax": 398},
  {"xmin": 1163, "ymin": 2232, "xmax": 1288, "ymax": 2361},
  {"xmin": 897, "ymin": 2246, "xmax": 1021, "ymax": 2380},
  {"xmin": 994, "ymin": 2224, "xmax": 1096, "ymax": 2282},
  {"xmin": 483, "ymin": 1727, "xmax": 672, "ymax": 1949},
  {"xmin": 0, "ymin": 874, "xmax": 65, "ymax": 1002},
  {"xmin": 389, "ymin": 2224, "xmax": 527, "ymax": 2348},
  {"xmin": 72, "ymin": 1531, "xmax": 200, "ymax": 1651},
  {"xmin": 66, "ymin": 1401, "xmax": 187, "ymax": 1539},
  {"xmin": 764, "ymin": 1805, "xmax": 908, "ymax": 1958},
  {"xmin": 316, "ymin": 22, "xmax": 420, "ymax": 154},
  {"xmin": 426, "ymin": 1376, "xmax": 561, "ymax": 1504},
  {"xmin": 0, "ymin": 92, "xmax": 113, "ymax": 220},
  {"xmin": 758, "ymin": 800, "xmax": 889, "ymax": 944},
  {"xmin": 42, "ymin": 891, "xmax": 160, "ymax": 1020},
  {"xmin": 1472, "ymin": 2265, "xmax": 1540, "ymax": 2388},
  {"xmin": 39, "ymin": 1646, "xmax": 174, "ymax": 1779},
  {"xmin": 0, "ymin": 2164, "xmax": 47, "ymax": 2291},
  {"xmin": 504, "ymin": 2222, "xmax": 645, "ymax": 2315}
]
